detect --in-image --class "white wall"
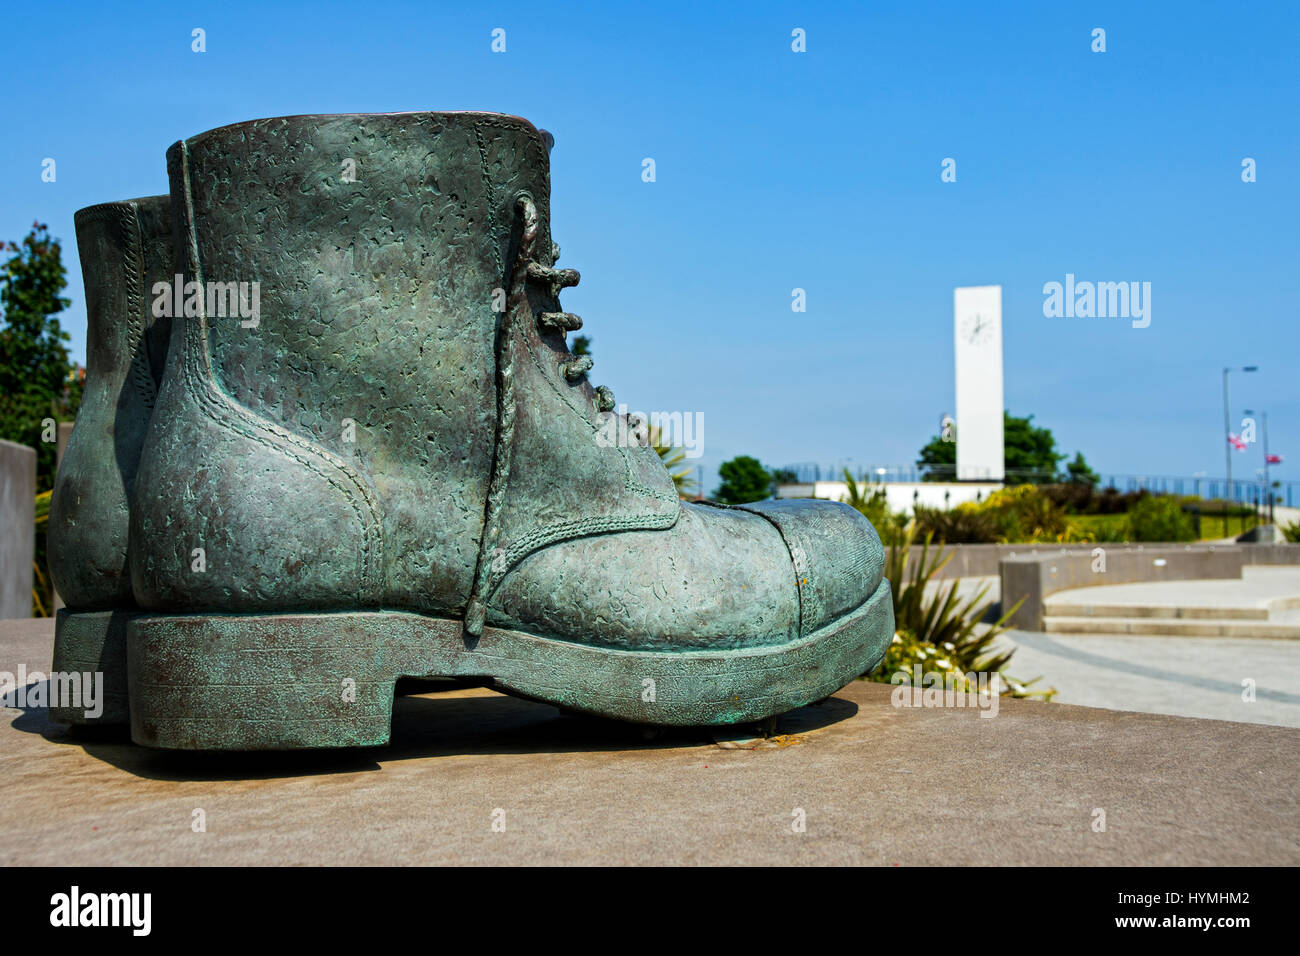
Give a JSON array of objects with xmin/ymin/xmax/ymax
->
[{"xmin": 776, "ymin": 481, "xmax": 1004, "ymax": 515}]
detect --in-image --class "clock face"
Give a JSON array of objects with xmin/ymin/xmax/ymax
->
[{"xmin": 962, "ymin": 313, "xmax": 994, "ymax": 346}]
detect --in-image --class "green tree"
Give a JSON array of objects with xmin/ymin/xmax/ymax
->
[
  {"xmin": 916, "ymin": 432, "xmax": 956, "ymax": 481},
  {"xmin": 0, "ymin": 222, "xmax": 77, "ymax": 492},
  {"xmin": 570, "ymin": 334, "xmax": 591, "ymax": 357},
  {"xmin": 1065, "ymin": 451, "xmax": 1099, "ymax": 486},
  {"xmin": 1003, "ymin": 412, "xmax": 1063, "ymax": 483},
  {"xmin": 2, "ymin": 223, "xmax": 77, "ymax": 617},
  {"xmin": 917, "ymin": 411, "xmax": 1065, "ymax": 484},
  {"xmin": 714, "ymin": 455, "xmax": 772, "ymax": 504}
]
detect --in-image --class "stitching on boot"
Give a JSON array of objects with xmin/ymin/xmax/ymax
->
[
  {"xmin": 467, "ymin": 121, "xmax": 677, "ymax": 620},
  {"xmin": 118, "ymin": 202, "xmax": 158, "ymax": 410},
  {"xmin": 472, "ymin": 122, "xmax": 506, "ymax": 285},
  {"xmin": 497, "ymin": 339, "xmax": 683, "ymax": 574},
  {"xmin": 483, "ymin": 302, "xmax": 679, "ymax": 588},
  {"xmin": 463, "ymin": 179, "xmax": 526, "ymax": 637},
  {"xmin": 72, "ymin": 203, "xmax": 157, "ymax": 409},
  {"xmin": 174, "ymin": 139, "xmax": 386, "ymax": 606},
  {"xmin": 520, "ymin": 322, "xmax": 677, "ymax": 504},
  {"xmin": 495, "ymin": 510, "xmax": 681, "ymax": 580},
  {"xmin": 475, "ymin": 116, "xmax": 552, "ymax": 257},
  {"xmin": 729, "ymin": 503, "xmax": 810, "ymax": 638}
]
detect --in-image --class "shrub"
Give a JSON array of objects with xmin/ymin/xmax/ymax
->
[
  {"xmin": 1191, "ymin": 497, "xmax": 1259, "ymax": 518},
  {"xmin": 864, "ymin": 535, "xmax": 1053, "ymax": 699},
  {"xmin": 916, "ymin": 485, "xmax": 1069, "ymax": 544},
  {"xmin": 1065, "ymin": 513, "xmax": 1128, "ymax": 543},
  {"xmin": 1096, "ymin": 487, "xmax": 1148, "ymax": 515},
  {"xmin": 1040, "ymin": 482, "xmax": 1094, "ymax": 514},
  {"xmin": 912, "ymin": 504, "xmax": 1000, "ymax": 543},
  {"xmin": 1040, "ymin": 483, "xmax": 1148, "ymax": 515},
  {"xmin": 984, "ymin": 485, "xmax": 1069, "ymax": 540},
  {"xmin": 1124, "ymin": 494, "xmax": 1195, "ymax": 542}
]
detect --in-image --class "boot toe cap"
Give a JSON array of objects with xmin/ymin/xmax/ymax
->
[
  {"xmin": 485, "ymin": 499, "xmax": 885, "ymax": 650},
  {"xmin": 736, "ymin": 499, "xmax": 886, "ymax": 635}
]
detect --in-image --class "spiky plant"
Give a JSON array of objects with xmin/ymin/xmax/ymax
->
[
  {"xmin": 840, "ymin": 468, "xmax": 907, "ymax": 544},
  {"xmin": 867, "ymin": 534, "xmax": 1054, "ymax": 699},
  {"xmin": 649, "ymin": 424, "xmax": 697, "ymax": 498}
]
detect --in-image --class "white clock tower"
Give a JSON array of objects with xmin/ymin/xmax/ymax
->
[{"xmin": 953, "ymin": 285, "xmax": 1004, "ymax": 481}]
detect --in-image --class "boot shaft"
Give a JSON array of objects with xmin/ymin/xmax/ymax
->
[
  {"xmin": 134, "ymin": 112, "xmax": 554, "ymax": 613},
  {"xmin": 48, "ymin": 196, "xmax": 171, "ymax": 609}
]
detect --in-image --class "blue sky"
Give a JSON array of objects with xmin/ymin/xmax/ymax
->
[{"xmin": 2, "ymin": 0, "xmax": 1296, "ymax": 494}]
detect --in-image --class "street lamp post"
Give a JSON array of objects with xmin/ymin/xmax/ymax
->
[
  {"xmin": 1246, "ymin": 407, "xmax": 1276, "ymax": 525},
  {"xmin": 1223, "ymin": 365, "xmax": 1258, "ymax": 503},
  {"xmin": 1264, "ymin": 411, "xmax": 1273, "ymax": 523}
]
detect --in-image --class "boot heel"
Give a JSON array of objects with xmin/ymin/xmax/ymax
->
[
  {"xmin": 127, "ymin": 613, "xmax": 404, "ymax": 750},
  {"xmin": 50, "ymin": 609, "xmax": 132, "ymax": 725}
]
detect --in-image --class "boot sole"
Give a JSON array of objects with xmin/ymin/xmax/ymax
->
[
  {"xmin": 50, "ymin": 608, "xmax": 133, "ymax": 725},
  {"xmin": 126, "ymin": 579, "xmax": 894, "ymax": 750}
]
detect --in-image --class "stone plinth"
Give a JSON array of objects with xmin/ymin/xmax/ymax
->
[{"xmin": 2, "ymin": 617, "xmax": 1295, "ymax": 865}]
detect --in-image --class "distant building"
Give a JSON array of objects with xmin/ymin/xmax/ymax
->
[{"xmin": 776, "ymin": 480, "xmax": 1003, "ymax": 515}]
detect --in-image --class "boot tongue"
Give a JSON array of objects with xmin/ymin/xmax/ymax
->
[{"xmin": 470, "ymin": 113, "xmax": 555, "ymax": 275}]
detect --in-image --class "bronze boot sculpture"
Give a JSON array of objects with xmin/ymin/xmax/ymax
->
[
  {"xmin": 125, "ymin": 112, "xmax": 894, "ymax": 750},
  {"xmin": 47, "ymin": 196, "xmax": 172, "ymax": 725}
]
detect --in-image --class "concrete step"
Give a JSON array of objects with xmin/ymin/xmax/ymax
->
[
  {"xmin": 1042, "ymin": 615, "xmax": 1300, "ymax": 639},
  {"xmin": 1045, "ymin": 602, "xmax": 1270, "ymax": 621}
]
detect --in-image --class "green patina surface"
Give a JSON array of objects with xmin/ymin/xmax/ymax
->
[{"xmin": 50, "ymin": 111, "xmax": 894, "ymax": 750}]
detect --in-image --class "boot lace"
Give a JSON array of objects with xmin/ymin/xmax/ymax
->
[{"xmin": 525, "ymin": 253, "xmax": 617, "ymax": 413}]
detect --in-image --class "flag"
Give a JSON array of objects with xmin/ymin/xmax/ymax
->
[
  {"xmin": 1228, "ymin": 434, "xmax": 1248, "ymax": 451},
  {"xmin": 1266, "ymin": 453, "xmax": 1283, "ymax": 464}
]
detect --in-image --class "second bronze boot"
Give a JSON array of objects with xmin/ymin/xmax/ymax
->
[{"xmin": 47, "ymin": 195, "xmax": 172, "ymax": 725}]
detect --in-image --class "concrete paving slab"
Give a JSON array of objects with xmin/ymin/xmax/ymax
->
[
  {"xmin": 1045, "ymin": 566, "xmax": 1300, "ymax": 613},
  {"xmin": 1042, "ymin": 614, "xmax": 1300, "ymax": 639},
  {"xmin": 999, "ymin": 630, "xmax": 1300, "ymax": 728},
  {"xmin": 1042, "ymin": 567, "xmax": 1300, "ymax": 638},
  {"xmin": 2, "ymin": 617, "xmax": 1296, "ymax": 865}
]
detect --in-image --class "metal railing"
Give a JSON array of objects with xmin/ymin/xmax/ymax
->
[{"xmin": 779, "ymin": 462, "xmax": 1298, "ymax": 509}]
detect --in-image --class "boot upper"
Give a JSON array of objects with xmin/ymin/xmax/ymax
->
[
  {"xmin": 49, "ymin": 196, "xmax": 171, "ymax": 610},
  {"xmin": 129, "ymin": 111, "xmax": 886, "ymax": 652}
]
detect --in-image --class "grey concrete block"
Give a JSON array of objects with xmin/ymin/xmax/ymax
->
[
  {"xmin": 999, "ymin": 543, "xmax": 1300, "ymax": 629},
  {"xmin": 0, "ymin": 440, "xmax": 36, "ymax": 619},
  {"xmin": 910, "ymin": 540, "xmax": 1300, "ymax": 583},
  {"xmin": 909, "ymin": 542, "xmax": 1112, "ymax": 580}
]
